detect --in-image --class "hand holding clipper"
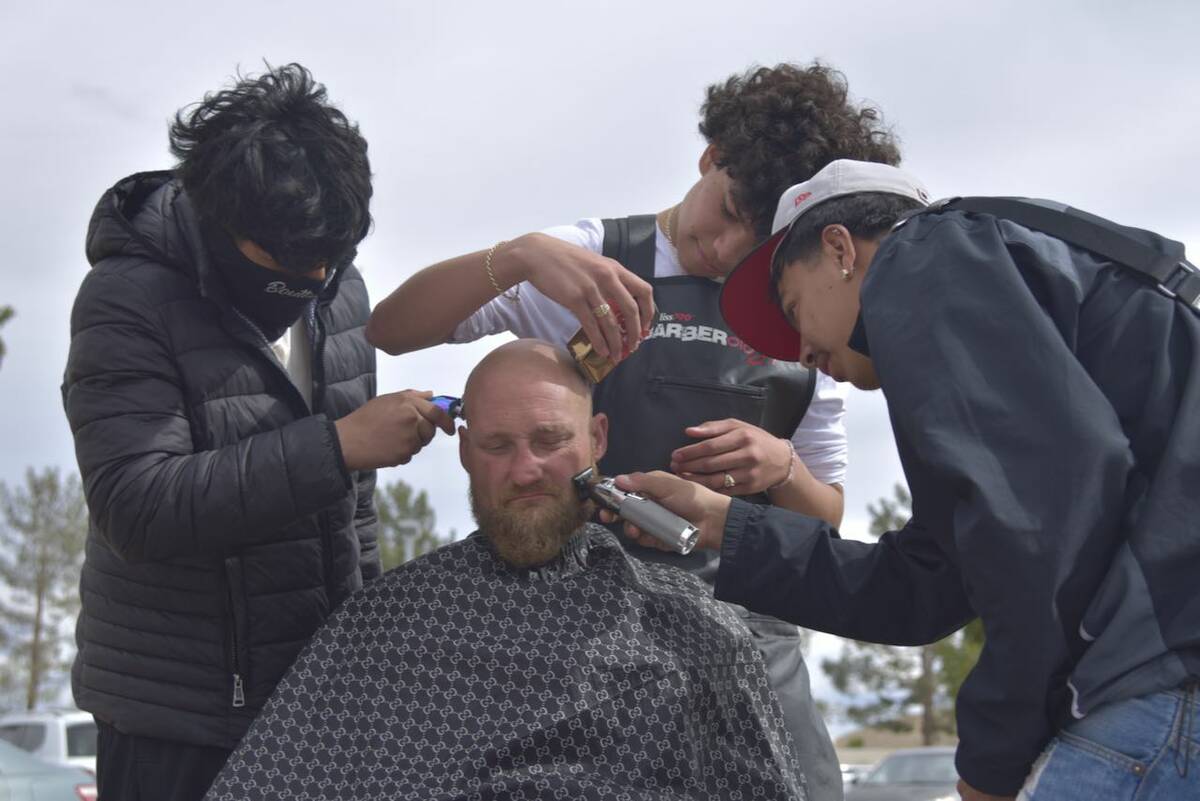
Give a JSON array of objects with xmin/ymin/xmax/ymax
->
[{"xmin": 572, "ymin": 467, "xmax": 698, "ymax": 555}]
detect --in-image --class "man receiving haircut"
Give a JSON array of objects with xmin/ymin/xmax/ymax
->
[
  {"xmin": 63, "ymin": 63, "xmax": 451, "ymax": 801},
  {"xmin": 367, "ymin": 63, "xmax": 901, "ymax": 800},
  {"xmin": 204, "ymin": 340, "xmax": 809, "ymax": 801}
]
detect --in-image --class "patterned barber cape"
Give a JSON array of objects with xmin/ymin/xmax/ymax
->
[{"xmin": 204, "ymin": 524, "xmax": 806, "ymax": 801}]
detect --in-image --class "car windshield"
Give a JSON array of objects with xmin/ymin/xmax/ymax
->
[
  {"xmin": 67, "ymin": 721, "xmax": 98, "ymax": 757},
  {"xmin": 0, "ymin": 723, "xmax": 46, "ymax": 752},
  {"xmin": 865, "ymin": 752, "xmax": 958, "ymax": 784}
]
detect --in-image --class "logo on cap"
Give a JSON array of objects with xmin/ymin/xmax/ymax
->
[{"xmin": 792, "ymin": 191, "xmax": 813, "ymax": 207}]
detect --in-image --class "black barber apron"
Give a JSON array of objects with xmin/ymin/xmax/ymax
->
[
  {"xmin": 595, "ymin": 215, "xmax": 816, "ymax": 573},
  {"xmin": 594, "ymin": 215, "xmax": 843, "ymax": 801}
]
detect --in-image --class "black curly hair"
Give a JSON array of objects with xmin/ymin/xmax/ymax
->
[
  {"xmin": 699, "ymin": 63, "xmax": 900, "ymax": 238},
  {"xmin": 170, "ymin": 62, "xmax": 372, "ymax": 274}
]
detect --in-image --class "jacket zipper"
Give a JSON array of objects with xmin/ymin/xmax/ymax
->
[
  {"xmin": 307, "ymin": 301, "xmax": 327, "ymax": 414},
  {"xmin": 222, "ymin": 302, "xmax": 335, "ymax": 705},
  {"xmin": 308, "ymin": 304, "xmax": 337, "ymax": 601},
  {"xmin": 225, "ymin": 562, "xmax": 247, "ymax": 708}
]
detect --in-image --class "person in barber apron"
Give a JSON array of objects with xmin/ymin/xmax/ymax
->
[{"xmin": 368, "ymin": 62, "xmax": 910, "ymax": 801}]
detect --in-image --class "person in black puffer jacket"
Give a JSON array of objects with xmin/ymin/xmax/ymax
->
[{"xmin": 62, "ymin": 63, "xmax": 453, "ymax": 801}]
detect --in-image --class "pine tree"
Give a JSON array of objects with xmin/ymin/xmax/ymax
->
[
  {"xmin": 374, "ymin": 479, "xmax": 448, "ymax": 571},
  {"xmin": 821, "ymin": 482, "xmax": 981, "ymax": 743},
  {"xmin": 0, "ymin": 468, "xmax": 88, "ymax": 710}
]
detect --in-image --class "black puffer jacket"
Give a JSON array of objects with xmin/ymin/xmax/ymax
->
[{"xmin": 63, "ymin": 171, "xmax": 380, "ymax": 749}]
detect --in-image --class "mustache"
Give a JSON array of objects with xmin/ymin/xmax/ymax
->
[{"xmin": 500, "ymin": 483, "xmax": 568, "ymax": 503}]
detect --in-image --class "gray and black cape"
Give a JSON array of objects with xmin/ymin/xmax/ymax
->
[{"xmin": 204, "ymin": 524, "xmax": 806, "ymax": 800}]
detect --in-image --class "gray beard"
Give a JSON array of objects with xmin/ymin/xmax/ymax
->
[{"xmin": 470, "ymin": 484, "xmax": 588, "ymax": 569}]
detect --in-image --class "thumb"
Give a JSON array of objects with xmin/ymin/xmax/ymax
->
[
  {"xmin": 685, "ymin": 418, "xmax": 736, "ymax": 438},
  {"xmin": 614, "ymin": 470, "xmax": 682, "ymax": 499}
]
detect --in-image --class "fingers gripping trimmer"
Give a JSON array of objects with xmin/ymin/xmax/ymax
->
[{"xmin": 572, "ymin": 467, "xmax": 699, "ymax": 555}]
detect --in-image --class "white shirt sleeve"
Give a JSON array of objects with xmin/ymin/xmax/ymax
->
[
  {"xmin": 789, "ymin": 371, "xmax": 849, "ymax": 486},
  {"xmin": 448, "ymin": 220, "xmax": 605, "ymax": 347}
]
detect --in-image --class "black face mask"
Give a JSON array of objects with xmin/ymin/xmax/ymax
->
[{"xmin": 204, "ymin": 229, "xmax": 328, "ymax": 342}]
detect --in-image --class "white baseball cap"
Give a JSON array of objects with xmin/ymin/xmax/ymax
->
[{"xmin": 719, "ymin": 159, "xmax": 930, "ymax": 361}]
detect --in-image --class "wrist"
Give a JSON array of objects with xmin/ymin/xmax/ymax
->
[
  {"xmin": 702, "ymin": 493, "xmax": 733, "ymax": 552},
  {"xmin": 715, "ymin": 494, "xmax": 732, "ymax": 531},
  {"xmin": 494, "ymin": 234, "xmax": 540, "ymax": 288},
  {"xmin": 333, "ymin": 417, "xmax": 364, "ymax": 472},
  {"xmin": 325, "ymin": 418, "xmax": 352, "ymax": 481},
  {"xmin": 713, "ymin": 497, "xmax": 749, "ymax": 565},
  {"xmin": 766, "ymin": 439, "xmax": 798, "ymax": 492}
]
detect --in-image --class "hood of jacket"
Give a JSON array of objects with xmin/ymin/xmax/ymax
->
[{"xmin": 84, "ymin": 171, "xmax": 348, "ymax": 303}]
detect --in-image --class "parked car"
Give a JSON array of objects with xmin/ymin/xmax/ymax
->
[
  {"xmin": 841, "ymin": 762, "xmax": 872, "ymax": 789},
  {"xmin": 0, "ymin": 710, "xmax": 97, "ymax": 775},
  {"xmin": 844, "ymin": 746, "xmax": 959, "ymax": 801},
  {"xmin": 0, "ymin": 738, "xmax": 96, "ymax": 800}
]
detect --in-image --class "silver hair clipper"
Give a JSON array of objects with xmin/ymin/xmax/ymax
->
[{"xmin": 572, "ymin": 467, "xmax": 699, "ymax": 555}]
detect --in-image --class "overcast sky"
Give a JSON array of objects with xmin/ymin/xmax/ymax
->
[{"xmin": 2, "ymin": 0, "xmax": 1198, "ymax": 724}]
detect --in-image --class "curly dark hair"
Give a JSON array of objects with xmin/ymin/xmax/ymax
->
[
  {"xmin": 699, "ymin": 63, "xmax": 900, "ymax": 238},
  {"xmin": 170, "ymin": 62, "xmax": 372, "ymax": 273}
]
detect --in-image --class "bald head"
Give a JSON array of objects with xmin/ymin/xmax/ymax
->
[{"xmin": 463, "ymin": 340, "xmax": 591, "ymax": 423}]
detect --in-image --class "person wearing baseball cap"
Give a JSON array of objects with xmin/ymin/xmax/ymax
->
[{"xmin": 611, "ymin": 159, "xmax": 1200, "ymax": 801}]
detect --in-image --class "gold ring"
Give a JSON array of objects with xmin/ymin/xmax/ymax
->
[
  {"xmin": 723, "ymin": 472, "xmax": 736, "ymax": 489},
  {"xmin": 593, "ymin": 302, "xmax": 612, "ymax": 318}
]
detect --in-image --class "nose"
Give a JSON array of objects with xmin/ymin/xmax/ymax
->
[
  {"xmin": 713, "ymin": 234, "xmax": 740, "ymax": 269},
  {"xmin": 715, "ymin": 228, "xmax": 756, "ymax": 268},
  {"xmin": 509, "ymin": 443, "xmax": 546, "ymax": 487}
]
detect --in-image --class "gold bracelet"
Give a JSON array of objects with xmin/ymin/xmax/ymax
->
[
  {"xmin": 485, "ymin": 240, "xmax": 519, "ymax": 302},
  {"xmin": 767, "ymin": 439, "xmax": 798, "ymax": 492}
]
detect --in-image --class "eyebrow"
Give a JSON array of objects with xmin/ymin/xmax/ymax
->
[
  {"xmin": 532, "ymin": 424, "xmax": 574, "ymax": 439},
  {"xmin": 476, "ymin": 424, "xmax": 574, "ymax": 442},
  {"xmin": 474, "ymin": 433, "xmax": 509, "ymax": 448}
]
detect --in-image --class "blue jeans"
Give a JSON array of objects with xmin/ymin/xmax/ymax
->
[{"xmin": 1019, "ymin": 685, "xmax": 1199, "ymax": 800}]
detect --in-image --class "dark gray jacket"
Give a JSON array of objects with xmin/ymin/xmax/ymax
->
[
  {"xmin": 63, "ymin": 171, "xmax": 380, "ymax": 749},
  {"xmin": 715, "ymin": 208, "xmax": 1200, "ymax": 796}
]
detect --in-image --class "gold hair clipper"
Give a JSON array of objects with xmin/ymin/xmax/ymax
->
[{"xmin": 567, "ymin": 328, "xmax": 617, "ymax": 383}]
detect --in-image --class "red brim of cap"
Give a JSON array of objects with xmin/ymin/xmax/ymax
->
[{"xmin": 719, "ymin": 227, "xmax": 804, "ymax": 362}]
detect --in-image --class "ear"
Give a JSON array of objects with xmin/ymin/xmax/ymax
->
[
  {"xmin": 590, "ymin": 413, "xmax": 609, "ymax": 462},
  {"xmin": 458, "ymin": 425, "xmax": 470, "ymax": 470},
  {"xmin": 698, "ymin": 144, "xmax": 719, "ymax": 176},
  {"xmin": 820, "ymin": 224, "xmax": 858, "ymax": 274}
]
